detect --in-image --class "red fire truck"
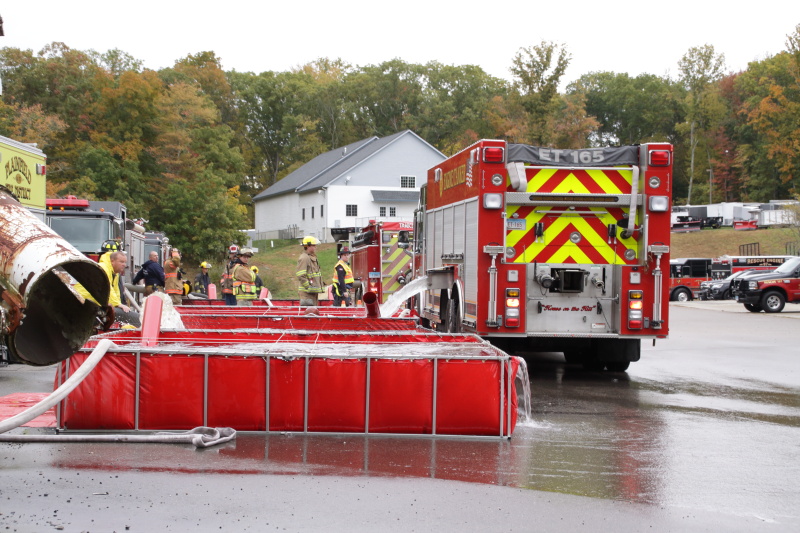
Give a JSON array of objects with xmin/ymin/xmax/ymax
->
[
  {"xmin": 415, "ymin": 140, "xmax": 673, "ymax": 371},
  {"xmin": 670, "ymin": 255, "xmax": 793, "ymax": 301},
  {"xmin": 350, "ymin": 220, "xmax": 414, "ymax": 304},
  {"xmin": 45, "ymin": 196, "xmax": 147, "ymax": 284}
]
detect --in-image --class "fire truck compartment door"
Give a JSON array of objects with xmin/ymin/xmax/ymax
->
[{"xmin": 524, "ymin": 264, "xmax": 619, "ymax": 334}]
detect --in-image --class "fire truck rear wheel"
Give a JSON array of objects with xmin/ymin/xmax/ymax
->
[
  {"xmin": 446, "ymin": 299, "xmax": 461, "ymax": 333},
  {"xmin": 744, "ymin": 303, "xmax": 762, "ymax": 313},
  {"xmin": 582, "ymin": 360, "xmax": 605, "ymax": 371},
  {"xmin": 672, "ymin": 288, "xmax": 691, "ymax": 302},
  {"xmin": 760, "ymin": 290, "xmax": 785, "ymax": 313},
  {"xmin": 605, "ymin": 361, "xmax": 630, "ymax": 372}
]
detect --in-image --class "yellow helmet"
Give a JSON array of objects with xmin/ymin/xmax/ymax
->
[
  {"xmin": 250, "ymin": 265, "xmax": 259, "ymax": 274},
  {"xmin": 301, "ymin": 236, "xmax": 319, "ymax": 246},
  {"xmin": 200, "ymin": 261, "xmax": 211, "ymax": 269}
]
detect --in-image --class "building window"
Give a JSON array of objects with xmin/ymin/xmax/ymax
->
[
  {"xmin": 320, "ymin": 205, "xmax": 324, "ymax": 218},
  {"xmin": 311, "ymin": 206, "xmax": 315, "ymax": 219},
  {"xmin": 302, "ymin": 208, "xmax": 305, "ymax": 220},
  {"xmin": 400, "ymin": 176, "xmax": 415, "ymax": 188},
  {"xmin": 390, "ymin": 207, "xmax": 396, "ymax": 217},
  {"xmin": 380, "ymin": 207, "xmax": 386, "ymax": 217},
  {"xmin": 346, "ymin": 204, "xmax": 358, "ymax": 217}
]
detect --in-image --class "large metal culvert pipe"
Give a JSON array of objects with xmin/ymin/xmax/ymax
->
[{"xmin": 0, "ymin": 188, "xmax": 109, "ymax": 366}]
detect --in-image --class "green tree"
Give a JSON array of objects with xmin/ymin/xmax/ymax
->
[
  {"xmin": 510, "ymin": 41, "xmax": 571, "ymax": 145},
  {"xmin": 231, "ymin": 70, "xmax": 324, "ymax": 188},
  {"xmin": 678, "ymin": 44, "xmax": 726, "ymax": 204},
  {"xmin": 571, "ymin": 72, "xmax": 683, "ymax": 146}
]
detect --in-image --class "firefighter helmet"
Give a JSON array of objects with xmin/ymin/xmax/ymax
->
[
  {"xmin": 338, "ymin": 246, "xmax": 351, "ymax": 255},
  {"xmin": 200, "ymin": 261, "xmax": 211, "ymax": 269},
  {"xmin": 101, "ymin": 240, "xmax": 120, "ymax": 253},
  {"xmin": 239, "ymin": 247, "xmax": 254, "ymax": 257},
  {"xmin": 251, "ymin": 266, "xmax": 259, "ymax": 274},
  {"xmin": 228, "ymin": 244, "xmax": 239, "ymax": 254},
  {"xmin": 301, "ymin": 236, "xmax": 319, "ymax": 246}
]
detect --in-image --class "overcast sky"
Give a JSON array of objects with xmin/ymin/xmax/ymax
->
[{"xmin": 2, "ymin": 2, "xmax": 798, "ymax": 85}]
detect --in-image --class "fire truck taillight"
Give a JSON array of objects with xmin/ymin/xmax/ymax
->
[
  {"xmin": 505, "ymin": 288, "xmax": 521, "ymax": 327},
  {"xmin": 483, "ymin": 193, "xmax": 502, "ymax": 209},
  {"xmin": 628, "ymin": 290, "xmax": 644, "ymax": 329},
  {"xmin": 648, "ymin": 150, "xmax": 671, "ymax": 166},
  {"xmin": 483, "ymin": 147, "xmax": 505, "ymax": 163},
  {"xmin": 649, "ymin": 196, "xmax": 669, "ymax": 212}
]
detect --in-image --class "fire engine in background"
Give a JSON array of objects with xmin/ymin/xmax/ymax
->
[
  {"xmin": 45, "ymin": 196, "xmax": 146, "ymax": 284},
  {"xmin": 1, "ymin": 135, "xmax": 48, "ymax": 221},
  {"xmin": 731, "ymin": 255, "xmax": 800, "ymax": 313},
  {"xmin": 349, "ymin": 220, "xmax": 414, "ymax": 304},
  {"xmin": 670, "ymin": 255, "xmax": 793, "ymax": 301},
  {"xmin": 144, "ymin": 230, "xmax": 170, "ymax": 264},
  {"xmin": 415, "ymin": 139, "xmax": 673, "ymax": 371},
  {"xmin": 669, "ymin": 258, "xmax": 711, "ymax": 301}
]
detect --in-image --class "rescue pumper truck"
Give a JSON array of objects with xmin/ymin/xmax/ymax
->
[
  {"xmin": 349, "ymin": 220, "xmax": 414, "ymax": 303},
  {"xmin": 415, "ymin": 140, "xmax": 673, "ymax": 371}
]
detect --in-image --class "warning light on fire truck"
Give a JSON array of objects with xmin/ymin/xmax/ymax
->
[{"xmin": 628, "ymin": 290, "xmax": 644, "ymax": 329}]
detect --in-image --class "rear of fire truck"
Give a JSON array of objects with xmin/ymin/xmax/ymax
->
[
  {"xmin": 350, "ymin": 221, "xmax": 414, "ymax": 303},
  {"xmin": 418, "ymin": 140, "xmax": 673, "ymax": 371}
]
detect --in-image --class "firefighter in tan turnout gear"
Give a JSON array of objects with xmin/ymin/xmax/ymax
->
[
  {"xmin": 231, "ymin": 248, "xmax": 258, "ymax": 306},
  {"xmin": 221, "ymin": 245, "xmax": 239, "ymax": 306},
  {"xmin": 164, "ymin": 248, "xmax": 183, "ymax": 305},
  {"xmin": 296, "ymin": 236, "xmax": 324, "ymax": 306}
]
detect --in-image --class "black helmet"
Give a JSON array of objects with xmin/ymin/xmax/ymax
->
[{"xmin": 101, "ymin": 240, "xmax": 120, "ymax": 253}]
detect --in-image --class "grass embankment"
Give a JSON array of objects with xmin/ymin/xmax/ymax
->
[
  {"xmin": 249, "ymin": 239, "xmax": 339, "ymax": 299},
  {"xmin": 191, "ymin": 230, "xmax": 797, "ymax": 299},
  {"xmin": 671, "ymin": 227, "xmax": 799, "ymax": 258}
]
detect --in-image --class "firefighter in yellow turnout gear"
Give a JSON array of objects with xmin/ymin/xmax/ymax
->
[
  {"xmin": 332, "ymin": 247, "xmax": 354, "ymax": 307},
  {"xmin": 231, "ymin": 248, "xmax": 258, "ymax": 306},
  {"xmin": 296, "ymin": 236, "xmax": 324, "ymax": 307}
]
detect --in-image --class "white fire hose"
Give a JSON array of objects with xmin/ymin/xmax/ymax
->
[{"xmin": 0, "ymin": 338, "xmax": 235, "ymax": 448}]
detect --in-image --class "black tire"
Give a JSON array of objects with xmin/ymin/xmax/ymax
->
[
  {"xmin": 605, "ymin": 361, "xmax": 630, "ymax": 372},
  {"xmin": 672, "ymin": 288, "xmax": 692, "ymax": 302},
  {"xmin": 582, "ymin": 360, "xmax": 605, "ymax": 371},
  {"xmin": 744, "ymin": 303, "xmax": 762, "ymax": 313},
  {"xmin": 722, "ymin": 289, "xmax": 731, "ymax": 300},
  {"xmin": 446, "ymin": 298, "xmax": 461, "ymax": 333},
  {"xmin": 563, "ymin": 351, "xmax": 583, "ymax": 364},
  {"xmin": 436, "ymin": 298, "xmax": 449, "ymax": 333},
  {"xmin": 761, "ymin": 290, "xmax": 785, "ymax": 313}
]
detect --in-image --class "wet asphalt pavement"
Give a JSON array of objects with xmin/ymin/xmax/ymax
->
[{"xmin": 1, "ymin": 302, "xmax": 799, "ymax": 532}]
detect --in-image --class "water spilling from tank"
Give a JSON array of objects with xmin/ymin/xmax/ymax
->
[
  {"xmin": 515, "ymin": 357, "xmax": 533, "ymax": 423},
  {"xmin": 379, "ymin": 276, "xmax": 428, "ymax": 317},
  {"xmin": 147, "ymin": 292, "xmax": 186, "ymax": 329}
]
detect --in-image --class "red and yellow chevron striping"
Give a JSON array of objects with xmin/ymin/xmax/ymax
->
[{"xmin": 507, "ymin": 167, "xmax": 639, "ymax": 264}]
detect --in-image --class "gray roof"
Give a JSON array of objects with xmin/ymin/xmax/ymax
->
[
  {"xmin": 253, "ymin": 130, "xmax": 421, "ymax": 201},
  {"xmin": 371, "ymin": 190, "xmax": 420, "ymax": 203}
]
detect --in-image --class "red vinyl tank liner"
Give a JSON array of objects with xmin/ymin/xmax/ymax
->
[{"xmin": 55, "ymin": 329, "xmax": 521, "ymax": 438}]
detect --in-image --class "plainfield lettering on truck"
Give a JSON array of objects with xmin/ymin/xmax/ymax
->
[{"xmin": 1, "ymin": 135, "xmax": 47, "ymax": 217}]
